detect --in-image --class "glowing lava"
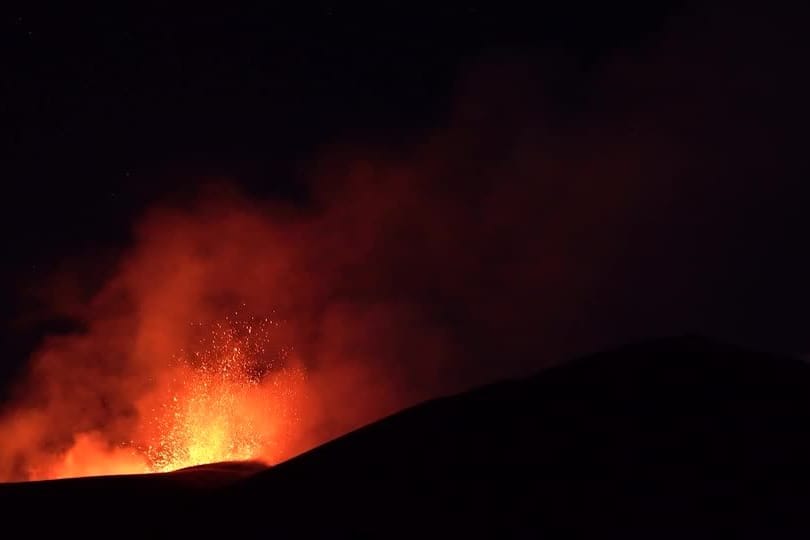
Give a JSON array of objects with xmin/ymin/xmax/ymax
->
[{"xmin": 30, "ymin": 314, "xmax": 305, "ymax": 480}]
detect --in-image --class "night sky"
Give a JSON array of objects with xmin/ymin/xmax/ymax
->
[{"xmin": 2, "ymin": 3, "xmax": 810, "ymax": 399}]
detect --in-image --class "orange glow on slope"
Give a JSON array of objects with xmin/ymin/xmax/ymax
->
[{"xmin": 28, "ymin": 314, "xmax": 305, "ymax": 481}]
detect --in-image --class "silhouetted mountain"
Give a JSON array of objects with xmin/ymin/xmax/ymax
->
[{"xmin": 4, "ymin": 336, "xmax": 810, "ymax": 537}]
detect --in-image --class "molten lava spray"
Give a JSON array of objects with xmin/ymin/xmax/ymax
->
[
  {"xmin": 142, "ymin": 315, "xmax": 301, "ymax": 473},
  {"xmin": 26, "ymin": 313, "xmax": 305, "ymax": 480}
]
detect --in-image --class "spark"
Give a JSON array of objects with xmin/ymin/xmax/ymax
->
[{"xmin": 32, "ymin": 312, "xmax": 304, "ymax": 480}]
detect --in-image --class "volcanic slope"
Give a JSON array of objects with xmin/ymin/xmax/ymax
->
[{"xmin": 4, "ymin": 336, "xmax": 810, "ymax": 536}]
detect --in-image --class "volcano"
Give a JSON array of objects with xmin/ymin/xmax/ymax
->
[{"xmin": 3, "ymin": 336, "xmax": 810, "ymax": 536}]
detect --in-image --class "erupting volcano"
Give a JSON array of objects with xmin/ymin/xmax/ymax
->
[
  {"xmin": 19, "ymin": 312, "xmax": 306, "ymax": 481},
  {"xmin": 0, "ymin": 197, "xmax": 423, "ymax": 484}
]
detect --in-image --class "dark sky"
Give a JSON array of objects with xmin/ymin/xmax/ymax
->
[{"xmin": 2, "ymin": 2, "xmax": 810, "ymax": 395}]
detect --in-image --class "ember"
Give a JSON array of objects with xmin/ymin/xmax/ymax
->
[
  {"xmin": 28, "ymin": 313, "xmax": 305, "ymax": 481},
  {"xmin": 143, "ymin": 315, "xmax": 303, "ymax": 473}
]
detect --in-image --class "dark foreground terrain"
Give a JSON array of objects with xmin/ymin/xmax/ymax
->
[{"xmin": 3, "ymin": 336, "xmax": 810, "ymax": 537}]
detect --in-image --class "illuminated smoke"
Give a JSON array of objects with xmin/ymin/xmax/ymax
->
[{"xmin": 1, "ymin": 7, "xmax": 804, "ymax": 480}]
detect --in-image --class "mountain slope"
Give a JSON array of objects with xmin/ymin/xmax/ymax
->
[{"xmin": 4, "ymin": 336, "xmax": 810, "ymax": 536}]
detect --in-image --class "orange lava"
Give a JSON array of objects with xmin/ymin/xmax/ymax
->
[{"xmin": 29, "ymin": 314, "xmax": 305, "ymax": 481}]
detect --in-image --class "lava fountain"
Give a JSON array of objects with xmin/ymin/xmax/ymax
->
[{"xmin": 24, "ymin": 313, "xmax": 306, "ymax": 481}]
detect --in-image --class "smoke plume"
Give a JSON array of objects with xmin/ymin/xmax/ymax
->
[{"xmin": 0, "ymin": 5, "xmax": 807, "ymax": 481}]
